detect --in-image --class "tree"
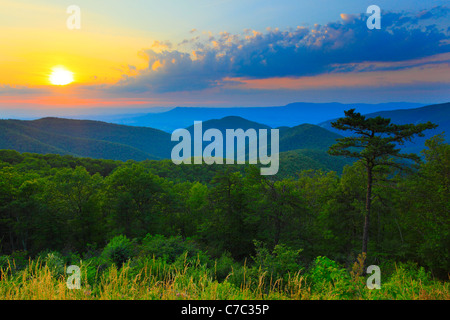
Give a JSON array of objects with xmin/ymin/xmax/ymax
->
[
  {"xmin": 105, "ymin": 164, "xmax": 168, "ymax": 238},
  {"xmin": 166, "ymin": 181, "xmax": 208, "ymax": 240},
  {"xmin": 45, "ymin": 166, "xmax": 105, "ymax": 251},
  {"xmin": 0, "ymin": 166, "xmax": 41, "ymax": 254},
  {"xmin": 397, "ymin": 134, "xmax": 449, "ymax": 277},
  {"xmin": 204, "ymin": 169, "xmax": 254, "ymax": 259},
  {"xmin": 328, "ymin": 109, "xmax": 437, "ymax": 255},
  {"xmin": 246, "ymin": 170, "xmax": 306, "ymax": 248}
]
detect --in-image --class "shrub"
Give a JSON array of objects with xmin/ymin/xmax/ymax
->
[
  {"xmin": 43, "ymin": 251, "xmax": 65, "ymax": 276},
  {"xmin": 102, "ymin": 235, "xmax": 133, "ymax": 266},
  {"xmin": 82, "ymin": 262, "xmax": 101, "ymax": 288},
  {"xmin": 10, "ymin": 250, "xmax": 28, "ymax": 270},
  {"xmin": 307, "ymin": 256, "xmax": 356, "ymax": 299},
  {"xmin": 140, "ymin": 234, "xmax": 204, "ymax": 263},
  {"xmin": 252, "ymin": 241, "xmax": 303, "ymax": 280},
  {"xmin": 214, "ymin": 252, "xmax": 238, "ymax": 281}
]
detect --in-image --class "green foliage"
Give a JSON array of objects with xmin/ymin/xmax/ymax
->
[
  {"xmin": 252, "ymin": 241, "xmax": 303, "ymax": 280},
  {"xmin": 396, "ymin": 134, "xmax": 450, "ymax": 277},
  {"xmin": 102, "ymin": 235, "xmax": 134, "ymax": 266},
  {"xmin": 43, "ymin": 251, "xmax": 65, "ymax": 276},
  {"xmin": 0, "ymin": 255, "xmax": 10, "ymax": 270},
  {"xmin": 9, "ymin": 250, "xmax": 28, "ymax": 270},
  {"xmin": 140, "ymin": 234, "xmax": 205, "ymax": 264},
  {"xmin": 0, "ymin": 131, "xmax": 448, "ymax": 285},
  {"xmin": 307, "ymin": 256, "xmax": 355, "ymax": 299},
  {"xmin": 214, "ymin": 252, "xmax": 238, "ymax": 281},
  {"xmin": 328, "ymin": 108, "xmax": 437, "ymax": 255},
  {"xmin": 0, "ymin": 240, "xmax": 448, "ymax": 300}
]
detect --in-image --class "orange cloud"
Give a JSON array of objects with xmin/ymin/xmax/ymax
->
[{"xmin": 152, "ymin": 60, "xmax": 165, "ymax": 71}]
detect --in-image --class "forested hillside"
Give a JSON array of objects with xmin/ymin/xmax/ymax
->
[
  {"xmin": 0, "ymin": 118, "xmax": 172, "ymax": 160},
  {"xmin": 0, "ymin": 116, "xmax": 350, "ymax": 173},
  {"xmin": 0, "ymin": 133, "xmax": 448, "ymax": 279},
  {"xmin": 2, "ymin": 103, "xmax": 446, "ymax": 165}
]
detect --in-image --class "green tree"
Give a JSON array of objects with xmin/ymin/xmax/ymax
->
[
  {"xmin": 397, "ymin": 134, "xmax": 449, "ymax": 277},
  {"xmin": 105, "ymin": 164, "xmax": 168, "ymax": 238},
  {"xmin": 328, "ymin": 109, "xmax": 437, "ymax": 255},
  {"xmin": 204, "ymin": 169, "xmax": 254, "ymax": 259},
  {"xmin": 167, "ymin": 181, "xmax": 208, "ymax": 240},
  {"xmin": 295, "ymin": 169, "xmax": 345, "ymax": 260},
  {"xmin": 43, "ymin": 166, "xmax": 105, "ymax": 251},
  {"xmin": 248, "ymin": 174, "xmax": 306, "ymax": 248},
  {"xmin": 0, "ymin": 166, "xmax": 41, "ymax": 254}
]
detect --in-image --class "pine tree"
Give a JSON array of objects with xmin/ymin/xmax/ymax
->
[{"xmin": 328, "ymin": 109, "xmax": 437, "ymax": 255}]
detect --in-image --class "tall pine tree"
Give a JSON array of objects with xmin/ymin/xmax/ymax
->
[{"xmin": 328, "ymin": 109, "xmax": 437, "ymax": 255}]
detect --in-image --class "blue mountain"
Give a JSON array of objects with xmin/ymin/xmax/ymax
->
[
  {"xmin": 109, "ymin": 102, "xmax": 424, "ymax": 132},
  {"xmin": 319, "ymin": 102, "xmax": 449, "ymax": 154}
]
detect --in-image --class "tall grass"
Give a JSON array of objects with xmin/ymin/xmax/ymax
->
[{"xmin": 1, "ymin": 255, "xmax": 448, "ymax": 300}]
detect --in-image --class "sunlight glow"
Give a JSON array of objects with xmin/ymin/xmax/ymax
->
[{"xmin": 49, "ymin": 67, "xmax": 74, "ymax": 85}]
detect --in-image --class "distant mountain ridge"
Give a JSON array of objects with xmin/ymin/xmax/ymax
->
[
  {"xmin": 0, "ymin": 118, "xmax": 172, "ymax": 161},
  {"xmin": 319, "ymin": 102, "xmax": 450, "ymax": 154},
  {"xmin": 178, "ymin": 116, "xmax": 347, "ymax": 170},
  {"xmin": 108, "ymin": 102, "xmax": 424, "ymax": 132},
  {"xmin": 0, "ymin": 115, "xmax": 349, "ymax": 173},
  {"xmin": 184, "ymin": 115, "xmax": 343, "ymax": 152},
  {"xmin": 185, "ymin": 116, "xmax": 272, "ymax": 133},
  {"xmin": 0, "ymin": 102, "xmax": 447, "ymax": 173}
]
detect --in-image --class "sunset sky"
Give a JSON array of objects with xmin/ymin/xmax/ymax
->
[{"xmin": 0, "ymin": 0, "xmax": 449, "ymax": 117}]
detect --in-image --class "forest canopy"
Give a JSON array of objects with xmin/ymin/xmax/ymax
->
[{"xmin": 0, "ymin": 132, "xmax": 448, "ymax": 279}]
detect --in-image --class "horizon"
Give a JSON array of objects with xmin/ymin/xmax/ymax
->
[
  {"xmin": 0, "ymin": 100, "xmax": 438, "ymax": 122},
  {"xmin": 1, "ymin": 102, "xmax": 447, "ymax": 138}
]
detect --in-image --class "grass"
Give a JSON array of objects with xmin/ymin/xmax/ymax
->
[{"xmin": 0, "ymin": 255, "xmax": 448, "ymax": 300}]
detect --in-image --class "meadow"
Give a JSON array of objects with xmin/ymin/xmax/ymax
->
[{"xmin": 1, "ymin": 238, "xmax": 448, "ymax": 300}]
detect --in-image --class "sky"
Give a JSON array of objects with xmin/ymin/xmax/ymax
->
[{"xmin": 0, "ymin": 0, "xmax": 449, "ymax": 117}]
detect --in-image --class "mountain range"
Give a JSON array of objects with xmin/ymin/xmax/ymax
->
[
  {"xmin": 91, "ymin": 102, "xmax": 425, "ymax": 132},
  {"xmin": 0, "ymin": 118, "xmax": 170, "ymax": 161},
  {"xmin": 0, "ymin": 102, "xmax": 448, "ymax": 173},
  {"xmin": 319, "ymin": 102, "xmax": 449, "ymax": 154}
]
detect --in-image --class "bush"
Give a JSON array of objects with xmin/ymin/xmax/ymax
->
[
  {"xmin": 140, "ymin": 234, "xmax": 204, "ymax": 263},
  {"xmin": 383, "ymin": 261, "xmax": 433, "ymax": 295},
  {"xmin": 252, "ymin": 241, "xmax": 303, "ymax": 280},
  {"xmin": 43, "ymin": 251, "xmax": 65, "ymax": 276},
  {"xmin": 82, "ymin": 262, "xmax": 102, "ymax": 288},
  {"xmin": 64, "ymin": 251, "xmax": 82, "ymax": 266},
  {"xmin": 10, "ymin": 250, "xmax": 28, "ymax": 270},
  {"xmin": 214, "ymin": 252, "xmax": 238, "ymax": 281},
  {"xmin": 102, "ymin": 235, "xmax": 134, "ymax": 266},
  {"xmin": 307, "ymin": 256, "xmax": 356, "ymax": 299}
]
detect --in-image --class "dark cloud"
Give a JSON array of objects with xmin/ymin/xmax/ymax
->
[{"xmin": 114, "ymin": 7, "xmax": 450, "ymax": 93}]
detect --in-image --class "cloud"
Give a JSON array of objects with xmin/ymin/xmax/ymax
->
[
  {"xmin": 113, "ymin": 7, "xmax": 450, "ymax": 93},
  {"xmin": 0, "ymin": 85, "xmax": 50, "ymax": 95},
  {"xmin": 417, "ymin": 5, "xmax": 450, "ymax": 20},
  {"xmin": 340, "ymin": 13, "xmax": 357, "ymax": 24},
  {"xmin": 151, "ymin": 40, "xmax": 173, "ymax": 50}
]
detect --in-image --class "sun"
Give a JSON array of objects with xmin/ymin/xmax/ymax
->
[{"xmin": 49, "ymin": 67, "xmax": 74, "ymax": 85}]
